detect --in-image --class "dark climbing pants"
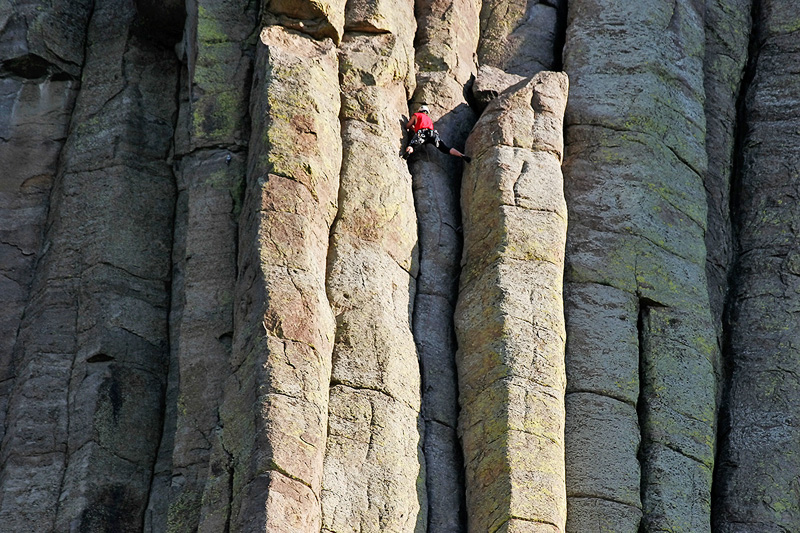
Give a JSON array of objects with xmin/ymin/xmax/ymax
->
[{"xmin": 409, "ymin": 128, "xmax": 450, "ymax": 154}]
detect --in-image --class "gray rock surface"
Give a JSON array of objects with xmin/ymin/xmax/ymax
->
[
  {"xmin": 409, "ymin": 0, "xmax": 479, "ymax": 529},
  {"xmin": 3, "ymin": 0, "xmax": 800, "ymax": 531},
  {"xmin": 563, "ymin": 1, "xmax": 717, "ymax": 531},
  {"xmin": 471, "ymin": 64, "xmax": 526, "ymax": 110},
  {"xmin": 714, "ymin": 2, "xmax": 800, "ymax": 530},
  {"xmin": 0, "ymin": 0, "xmax": 90, "ymax": 455},
  {"xmin": 457, "ymin": 71, "xmax": 569, "ymax": 533},
  {"xmin": 143, "ymin": 1, "xmax": 259, "ymax": 531},
  {"xmin": 703, "ymin": 0, "xmax": 752, "ymax": 347},
  {"xmin": 221, "ymin": 25, "xmax": 342, "ymax": 532},
  {"xmin": 477, "ymin": 0, "xmax": 565, "ymax": 76},
  {"xmin": 0, "ymin": 1, "xmax": 179, "ymax": 531}
]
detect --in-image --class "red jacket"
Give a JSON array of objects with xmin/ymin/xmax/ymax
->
[{"xmin": 411, "ymin": 112, "xmax": 434, "ymax": 132}]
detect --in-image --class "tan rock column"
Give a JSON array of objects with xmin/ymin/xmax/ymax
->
[
  {"xmin": 456, "ymin": 71, "xmax": 569, "ymax": 533},
  {"xmin": 715, "ymin": 3, "xmax": 800, "ymax": 530},
  {"xmin": 321, "ymin": 0, "xmax": 424, "ymax": 530},
  {"xmin": 219, "ymin": 26, "xmax": 342, "ymax": 533},
  {"xmin": 563, "ymin": 1, "xmax": 716, "ymax": 531}
]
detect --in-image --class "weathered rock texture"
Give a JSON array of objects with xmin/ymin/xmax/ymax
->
[
  {"xmin": 144, "ymin": 1, "xmax": 259, "ymax": 531},
  {"xmin": 478, "ymin": 0, "xmax": 566, "ymax": 75},
  {"xmin": 224, "ymin": 25, "xmax": 342, "ymax": 532},
  {"xmin": 714, "ymin": 2, "xmax": 800, "ymax": 530},
  {"xmin": 456, "ymin": 71, "xmax": 569, "ymax": 533},
  {"xmin": 703, "ymin": 0, "xmax": 752, "ymax": 344},
  {"xmin": 0, "ymin": 0, "xmax": 91, "ymax": 451},
  {"xmin": 563, "ymin": 1, "xmax": 716, "ymax": 531},
  {"xmin": 321, "ymin": 1, "xmax": 424, "ymax": 530},
  {"xmin": 3, "ymin": 0, "xmax": 800, "ymax": 532},
  {"xmin": 0, "ymin": 1, "xmax": 178, "ymax": 531},
  {"xmin": 410, "ymin": 0, "xmax": 479, "ymax": 529}
]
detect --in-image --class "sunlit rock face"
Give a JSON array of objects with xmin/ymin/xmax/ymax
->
[{"xmin": 1, "ymin": 1, "xmax": 798, "ymax": 532}]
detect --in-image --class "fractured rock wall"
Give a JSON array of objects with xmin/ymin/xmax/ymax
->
[
  {"xmin": 563, "ymin": 1, "xmax": 717, "ymax": 531},
  {"xmin": 0, "ymin": 0, "xmax": 178, "ymax": 530},
  {"xmin": 2, "ymin": 0, "xmax": 800, "ymax": 532},
  {"xmin": 456, "ymin": 71, "xmax": 569, "ymax": 533},
  {"xmin": 714, "ymin": 2, "xmax": 800, "ymax": 529},
  {"xmin": 409, "ymin": 0, "xmax": 478, "ymax": 529}
]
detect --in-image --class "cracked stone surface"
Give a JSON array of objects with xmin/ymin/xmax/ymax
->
[
  {"xmin": 714, "ymin": 2, "xmax": 800, "ymax": 531},
  {"xmin": 456, "ymin": 70, "xmax": 569, "ymax": 533},
  {"xmin": 3, "ymin": 0, "xmax": 800, "ymax": 531},
  {"xmin": 0, "ymin": 0, "xmax": 178, "ymax": 531},
  {"xmin": 563, "ymin": 1, "xmax": 717, "ymax": 531}
]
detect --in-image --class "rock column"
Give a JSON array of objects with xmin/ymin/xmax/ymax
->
[
  {"xmin": 321, "ymin": 0, "xmax": 424, "ymax": 530},
  {"xmin": 478, "ymin": 0, "xmax": 566, "ymax": 75},
  {"xmin": 0, "ymin": 1, "xmax": 180, "ymax": 531},
  {"xmin": 0, "ymin": 0, "xmax": 92, "ymax": 446},
  {"xmin": 456, "ymin": 71, "xmax": 569, "ymax": 533},
  {"xmin": 144, "ymin": 1, "xmax": 259, "ymax": 531},
  {"xmin": 219, "ymin": 24, "xmax": 342, "ymax": 532},
  {"xmin": 715, "ymin": 2, "xmax": 800, "ymax": 530},
  {"xmin": 409, "ymin": 0, "xmax": 479, "ymax": 529},
  {"xmin": 563, "ymin": 1, "xmax": 716, "ymax": 531},
  {"xmin": 702, "ymin": 0, "xmax": 753, "ymax": 342}
]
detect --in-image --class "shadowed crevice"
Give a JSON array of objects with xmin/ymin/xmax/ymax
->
[
  {"xmin": 636, "ymin": 299, "xmax": 649, "ymax": 533},
  {"xmin": 710, "ymin": 0, "xmax": 759, "ymax": 527}
]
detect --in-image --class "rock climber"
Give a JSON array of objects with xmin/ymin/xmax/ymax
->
[{"xmin": 403, "ymin": 105, "xmax": 471, "ymax": 162}]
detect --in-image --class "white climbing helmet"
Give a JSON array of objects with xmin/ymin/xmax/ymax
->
[{"xmin": 419, "ymin": 105, "xmax": 430, "ymax": 113}]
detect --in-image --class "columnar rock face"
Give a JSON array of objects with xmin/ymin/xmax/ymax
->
[
  {"xmin": 410, "ymin": 0, "xmax": 479, "ymax": 530},
  {"xmin": 5, "ymin": 0, "xmax": 800, "ymax": 532},
  {"xmin": 702, "ymin": 0, "xmax": 752, "ymax": 341},
  {"xmin": 478, "ymin": 0, "xmax": 565, "ymax": 75},
  {"xmin": 0, "ymin": 1, "xmax": 179, "ymax": 531},
  {"xmin": 222, "ymin": 25, "xmax": 342, "ymax": 532},
  {"xmin": 144, "ymin": 1, "xmax": 259, "ymax": 531},
  {"xmin": 321, "ymin": 1, "xmax": 424, "ymax": 530},
  {"xmin": 0, "ymin": 0, "xmax": 91, "ymax": 447},
  {"xmin": 563, "ymin": 1, "xmax": 716, "ymax": 531},
  {"xmin": 714, "ymin": 2, "xmax": 800, "ymax": 530},
  {"xmin": 456, "ymin": 71, "xmax": 569, "ymax": 533}
]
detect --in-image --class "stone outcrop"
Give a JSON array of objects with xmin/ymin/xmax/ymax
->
[
  {"xmin": 4, "ymin": 0, "xmax": 800, "ymax": 532},
  {"xmin": 563, "ymin": 1, "xmax": 716, "ymax": 531},
  {"xmin": 0, "ymin": 1, "xmax": 179, "ymax": 531},
  {"xmin": 478, "ymin": 0, "xmax": 565, "ymax": 75},
  {"xmin": 409, "ymin": 0, "xmax": 479, "ymax": 529},
  {"xmin": 321, "ymin": 1, "xmax": 423, "ymax": 530},
  {"xmin": 714, "ymin": 2, "xmax": 800, "ymax": 530},
  {"xmin": 0, "ymin": 0, "xmax": 91, "ymax": 450},
  {"xmin": 222, "ymin": 25, "xmax": 342, "ymax": 532},
  {"xmin": 702, "ymin": 0, "xmax": 752, "ymax": 345},
  {"xmin": 456, "ymin": 71, "xmax": 569, "ymax": 533},
  {"xmin": 144, "ymin": 1, "xmax": 259, "ymax": 531}
]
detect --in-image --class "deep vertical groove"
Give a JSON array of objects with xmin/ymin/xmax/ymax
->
[
  {"xmin": 552, "ymin": 0, "xmax": 568, "ymax": 72},
  {"xmin": 707, "ymin": 0, "xmax": 800, "ymax": 527},
  {"xmin": 636, "ymin": 300, "xmax": 648, "ymax": 533},
  {"xmin": 406, "ymin": 0, "xmax": 479, "ymax": 525},
  {"xmin": 709, "ymin": 1, "xmax": 758, "ymax": 527},
  {"xmin": 140, "ymin": 59, "xmax": 183, "ymax": 533}
]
